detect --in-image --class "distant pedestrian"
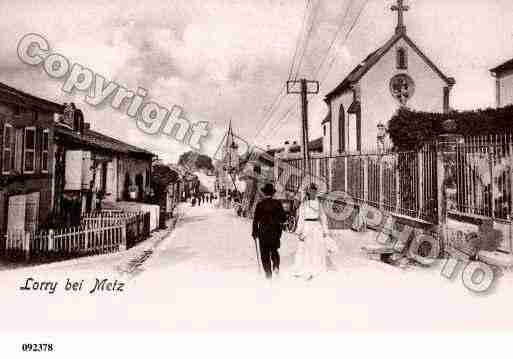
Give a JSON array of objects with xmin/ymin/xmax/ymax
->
[
  {"xmin": 251, "ymin": 183, "xmax": 286, "ymax": 279},
  {"xmin": 227, "ymin": 190, "xmax": 232, "ymax": 208}
]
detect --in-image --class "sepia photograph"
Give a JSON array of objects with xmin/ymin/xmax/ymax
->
[{"xmin": 1, "ymin": 0, "xmax": 513, "ymax": 357}]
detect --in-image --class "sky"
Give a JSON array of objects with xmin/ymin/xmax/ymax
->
[{"xmin": 0, "ymin": 0, "xmax": 512, "ymax": 163}]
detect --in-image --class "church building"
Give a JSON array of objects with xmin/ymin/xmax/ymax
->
[{"xmin": 322, "ymin": 0, "xmax": 455, "ymax": 155}]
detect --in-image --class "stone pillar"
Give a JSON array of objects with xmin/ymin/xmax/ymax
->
[{"xmin": 435, "ymin": 120, "xmax": 463, "ymax": 251}]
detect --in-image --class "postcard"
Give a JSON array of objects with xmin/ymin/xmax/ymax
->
[{"xmin": 1, "ymin": 0, "xmax": 513, "ymax": 357}]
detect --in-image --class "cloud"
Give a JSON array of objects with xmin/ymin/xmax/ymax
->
[{"xmin": 0, "ymin": 0, "xmax": 510, "ymax": 161}]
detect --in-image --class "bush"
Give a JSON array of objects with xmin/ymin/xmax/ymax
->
[{"xmin": 388, "ymin": 105, "xmax": 513, "ymax": 151}]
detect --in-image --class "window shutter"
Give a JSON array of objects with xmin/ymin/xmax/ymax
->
[
  {"xmin": 25, "ymin": 192, "xmax": 40, "ymax": 232},
  {"xmin": 35, "ymin": 127, "xmax": 42, "ymax": 173},
  {"xmin": 14, "ymin": 128, "xmax": 22, "ymax": 172}
]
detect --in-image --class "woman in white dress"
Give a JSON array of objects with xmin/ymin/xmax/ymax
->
[{"xmin": 293, "ymin": 183, "xmax": 330, "ymax": 280}]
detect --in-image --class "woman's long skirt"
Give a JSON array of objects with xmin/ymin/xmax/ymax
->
[{"xmin": 292, "ymin": 221, "xmax": 327, "ymax": 278}]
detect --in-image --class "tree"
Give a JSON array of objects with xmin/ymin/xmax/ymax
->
[
  {"xmin": 150, "ymin": 164, "xmax": 180, "ymax": 205},
  {"xmin": 178, "ymin": 151, "xmax": 214, "ymax": 171}
]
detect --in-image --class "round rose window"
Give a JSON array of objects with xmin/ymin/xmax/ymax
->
[{"xmin": 389, "ymin": 74, "xmax": 415, "ymax": 105}]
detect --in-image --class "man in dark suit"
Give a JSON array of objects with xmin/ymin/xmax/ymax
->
[{"xmin": 252, "ymin": 183, "xmax": 286, "ymax": 279}]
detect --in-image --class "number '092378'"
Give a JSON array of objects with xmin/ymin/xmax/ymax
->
[{"xmin": 21, "ymin": 343, "xmax": 54, "ymax": 352}]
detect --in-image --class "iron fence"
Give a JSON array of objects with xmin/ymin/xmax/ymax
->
[
  {"xmin": 452, "ymin": 134, "xmax": 513, "ymax": 221},
  {"xmin": 277, "ymin": 145, "xmax": 438, "ymax": 223}
]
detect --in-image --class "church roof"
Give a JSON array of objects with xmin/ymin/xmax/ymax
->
[
  {"xmin": 490, "ymin": 59, "xmax": 513, "ymax": 76},
  {"xmin": 324, "ymin": 32, "xmax": 455, "ymax": 102}
]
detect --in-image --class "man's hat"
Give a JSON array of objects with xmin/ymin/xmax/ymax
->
[{"xmin": 261, "ymin": 183, "xmax": 276, "ymax": 196}]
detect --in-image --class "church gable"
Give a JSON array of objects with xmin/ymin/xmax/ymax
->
[
  {"xmin": 325, "ymin": 33, "xmax": 454, "ymax": 103},
  {"xmin": 325, "ymin": 0, "xmax": 455, "ymax": 104},
  {"xmin": 360, "ymin": 35, "xmax": 453, "ymax": 109}
]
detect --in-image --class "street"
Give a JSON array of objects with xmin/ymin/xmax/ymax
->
[{"xmin": 2, "ymin": 203, "xmax": 513, "ymax": 332}]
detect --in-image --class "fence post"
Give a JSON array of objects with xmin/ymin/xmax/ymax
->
[
  {"xmin": 344, "ymin": 156, "xmax": 348, "ymax": 194},
  {"xmin": 379, "ymin": 158, "xmax": 384, "ymax": 211},
  {"xmin": 510, "ymin": 140, "xmax": 513, "ymax": 226},
  {"xmin": 120, "ymin": 224, "xmax": 127, "ymax": 251},
  {"xmin": 395, "ymin": 154, "xmax": 400, "ymax": 213},
  {"xmin": 418, "ymin": 150, "xmax": 424, "ymax": 218},
  {"xmin": 489, "ymin": 145, "xmax": 495, "ymax": 219},
  {"xmin": 328, "ymin": 158, "xmax": 333, "ymax": 192},
  {"xmin": 363, "ymin": 156, "xmax": 369, "ymax": 203},
  {"xmin": 509, "ymin": 141, "xmax": 513, "ymax": 256},
  {"xmin": 48, "ymin": 229, "xmax": 54, "ymax": 251},
  {"xmin": 24, "ymin": 231, "xmax": 31, "ymax": 262}
]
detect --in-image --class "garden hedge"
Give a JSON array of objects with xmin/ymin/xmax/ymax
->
[{"xmin": 388, "ymin": 105, "xmax": 513, "ymax": 151}]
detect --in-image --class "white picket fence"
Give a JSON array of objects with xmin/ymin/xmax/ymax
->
[
  {"xmin": 1, "ymin": 212, "xmax": 151, "ymax": 261},
  {"xmin": 81, "ymin": 210, "xmax": 136, "ymax": 227}
]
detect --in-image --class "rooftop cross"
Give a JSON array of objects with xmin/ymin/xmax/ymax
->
[{"xmin": 391, "ymin": 0, "xmax": 409, "ymax": 34}]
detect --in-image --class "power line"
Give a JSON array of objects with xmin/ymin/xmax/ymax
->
[
  {"xmin": 263, "ymin": 0, "xmax": 353, "ymax": 140},
  {"xmin": 318, "ymin": 0, "xmax": 370, "ymax": 85},
  {"xmin": 253, "ymin": 84, "xmax": 287, "ymax": 139},
  {"xmin": 312, "ymin": 0, "xmax": 355, "ymax": 79},
  {"xmin": 258, "ymin": 0, "xmax": 326, "ymax": 142},
  {"xmin": 264, "ymin": 0, "xmax": 369, "ymax": 143},
  {"xmin": 253, "ymin": 0, "xmax": 313, "ymax": 142},
  {"xmin": 292, "ymin": 0, "xmax": 322, "ymax": 81},
  {"xmin": 287, "ymin": 0, "xmax": 312, "ymax": 81},
  {"xmin": 270, "ymin": 105, "xmax": 297, "ymax": 140}
]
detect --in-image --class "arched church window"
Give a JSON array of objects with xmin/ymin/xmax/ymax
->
[
  {"xmin": 397, "ymin": 47, "xmax": 407, "ymax": 70},
  {"xmin": 338, "ymin": 104, "xmax": 345, "ymax": 153}
]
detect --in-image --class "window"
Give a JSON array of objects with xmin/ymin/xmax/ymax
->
[
  {"xmin": 24, "ymin": 127, "xmax": 36, "ymax": 173},
  {"xmin": 323, "ymin": 125, "xmax": 326, "ymax": 137},
  {"xmin": 397, "ymin": 47, "xmax": 408, "ymax": 70},
  {"xmin": 41, "ymin": 129, "xmax": 49, "ymax": 172},
  {"xmin": 101, "ymin": 162, "xmax": 108, "ymax": 192},
  {"xmin": 2, "ymin": 123, "xmax": 13, "ymax": 174},
  {"xmin": 338, "ymin": 104, "xmax": 345, "ymax": 153},
  {"xmin": 443, "ymin": 86, "xmax": 450, "ymax": 113}
]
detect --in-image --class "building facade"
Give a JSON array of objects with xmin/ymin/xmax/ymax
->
[
  {"xmin": 0, "ymin": 83, "xmax": 155, "ymax": 232},
  {"xmin": 490, "ymin": 59, "xmax": 513, "ymax": 108},
  {"xmin": 53, "ymin": 103, "xmax": 155, "ymax": 225},
  {"xmin": 0, "ymin": 83, "xmax": 63, "ymax": 233}
]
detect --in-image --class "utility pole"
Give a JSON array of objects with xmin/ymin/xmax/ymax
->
[{"xmin": 287, "ymin": 78, "xmax": 319, "ymax": 174}]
